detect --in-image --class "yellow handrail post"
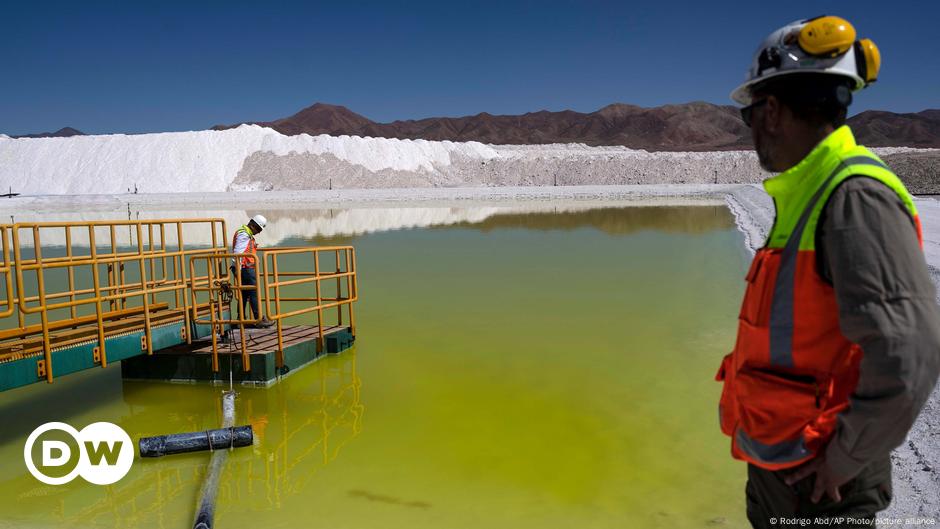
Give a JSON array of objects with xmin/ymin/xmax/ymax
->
[
  {"xmin": 8, "ymin": 225, "xmax": 25, "ymax": 329},
  {"xmin": 107, "ymin": 225, "xmax": 116, "ymax": 312},
  {"xmin": 178, "ymin": 222, "xmax": 192, "ymax": 344},
  {"xmin": 148, "ymin": 223, "xmax": 156, "ymax": 306},
  {"xmin": 335, "ymin": 250, "xmax": 342, "ymax": 326},
  {"xmin": 273, "ymin": 255, "xmax": 284, "ymax": 369},
  {"xmin": 170, "ymin": 223, "xmax": 180, "ymax": 309},
  {"xmin": 314, "ymin": 250, "xmax": 324, "ymax": 353},
  {"xmin": 159, "ymin": 223, "xmax": 169, "ymax": 298},
  {"xmin": 137, "ymin": 224, "xmax": 153, "ymax": 355},
  {"xmin": 65, "ymin": 227, "xmax": 76, "ymax": 320},
  {"xmin": 30, "ymin": 226, "xmax": 54, "ymax": 383},
  {"xmin": 350, "ymin": 248, "xmax": 357, "ymax": 337},
  {"xmin": 88, "ymin": 226, "xmax": 108, "ymax": 367}
]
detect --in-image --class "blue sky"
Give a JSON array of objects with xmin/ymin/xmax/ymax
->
[{"xmin": 2, "ymin": 0, "xmax": 938, "ymax": 135}]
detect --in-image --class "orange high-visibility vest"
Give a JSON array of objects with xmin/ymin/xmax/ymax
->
[
  {"xmin": 716, "ymin": 126, "xmax": 923, "ymax": 470},
  {"xmin": 232, "ymin": 225, "xmax": 258, "ymax": 270}
]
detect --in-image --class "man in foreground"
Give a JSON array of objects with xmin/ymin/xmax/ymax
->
[{"xmin": 716, "ymin": 15, "xmax": 940, "ymax": 527}]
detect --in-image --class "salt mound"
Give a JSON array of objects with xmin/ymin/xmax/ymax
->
[
  {"xmin": 0, "ymin": 125, "xmax": 499, "ymax": 195},
  {"xmin": 3, "ymin": 125, "xmax": 936, "ymax": 195}
]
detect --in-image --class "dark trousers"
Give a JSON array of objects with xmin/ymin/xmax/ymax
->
[
  {"xmin": 238, "ymin": 267, "xmax": 260, "ymax": 321},
  {"xmin": 746, "ymin": 458, "xmax": 892, "ymax": 529}
]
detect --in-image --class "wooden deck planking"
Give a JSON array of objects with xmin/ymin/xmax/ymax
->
[{"xmin": 160, "ymin": 325, "xmax": 344, "ymax": 356}]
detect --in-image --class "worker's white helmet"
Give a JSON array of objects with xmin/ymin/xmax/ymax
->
[
  {"xmin": 731, "ymin": 15, "xmax": 881, "ymax": 105},
  {"xmin": 250, "ymin": 214, "xmax": 267, "ymax": 229}
]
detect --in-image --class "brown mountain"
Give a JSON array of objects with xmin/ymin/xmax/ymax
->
[
  {"xmin": 260, "ymin": 103, "xmax": 375, "ymax": 136},
  {"xmin": 217, "ymin": 103, "xmax": 940, "ymax": 151},
  {"xmin": 848, "ymin": 110, "xmax": 940, "ymax": 149},
  {"xmin": 13, "ymin": 126, "xmax": 85, "ymax": 139},
  {"xmin": 379, "ymin": 102, "xmax": 754, "ymax": 150},
  {"xmin": 214, "ymin": 102, "xmax": 752, "ymax": 151}
]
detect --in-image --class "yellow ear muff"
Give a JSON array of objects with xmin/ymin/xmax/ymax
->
[
  {"xmin": 855, "ymin": 38, "xmax": 881, "ymax": 84},
  {"xmin": 799, "ymin": 15, "xmax": 856, "ymax": 57}
]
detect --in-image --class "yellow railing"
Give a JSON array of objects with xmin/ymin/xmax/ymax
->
[
  {"xmin": 187, "ymin": 245, "xmax": 358, "ymax": 373},
  {"xmin": 0, "ymin": 218, "xmax": 358, "ymax": 385},
  {"xmin": 263, "ymin": 246, "xmax": 358, "ymax": 368},
  {"xmin": 1, "ymin": 219, "xmax": 228, "ymax": 382},
  {"xmin": 187, "ymin": 253, "xmax": 263, "ymax": 372}
]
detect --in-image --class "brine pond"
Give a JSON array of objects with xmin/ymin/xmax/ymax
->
[{"xmin": 0, "ymin": 202, "xmax": 751, "ymax": 528}]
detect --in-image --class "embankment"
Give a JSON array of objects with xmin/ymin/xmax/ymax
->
[{"xmin": 2, "ymin": 126, "xmax": 937, "ymax": 194}]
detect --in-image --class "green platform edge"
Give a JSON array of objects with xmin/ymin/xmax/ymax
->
[
  {"xmin": 0, "ymin": 314, "xmax": 355, "ymax": 391},
  {"xmin": 120, "ymin": 328, "xmax": 355, "ymax": 386},
  {"xmin": 1, "ymin": 316, "xmax": 228, "ymax": 392}
]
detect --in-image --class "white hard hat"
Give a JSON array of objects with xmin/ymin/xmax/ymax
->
[
  {"xmin": 250, "ymin": 214, "xmax": 267, "ymax": 229},
  {"xmin": 731, "ymin": 15, "xmax": 880, "ymax": 105}
]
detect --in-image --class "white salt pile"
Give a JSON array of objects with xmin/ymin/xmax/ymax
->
[
  {"xmin": 1, "ymin": 125, "xmax": 935, "ymax": 195},
  {"xmin": 0, "ymin": 125, "xmax": 498, "ymax": 194}
]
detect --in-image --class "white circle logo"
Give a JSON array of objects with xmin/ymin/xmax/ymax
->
[{"xmin": 24, "ymin": 422, "xmax": 134, "ymax": 485}]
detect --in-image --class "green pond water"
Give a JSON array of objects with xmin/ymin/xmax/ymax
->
[{"xmin": 0, "ymin": 205, "xmax": 751, "ymax": 528}]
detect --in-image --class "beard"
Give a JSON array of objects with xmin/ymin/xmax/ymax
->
[
  {"xmin": 756, "ymin": 141, "xmax": 775, "ymax": 171},
  {"xmin": 752, "ymin": 126, "xmax": 776, "ymax": 172}
]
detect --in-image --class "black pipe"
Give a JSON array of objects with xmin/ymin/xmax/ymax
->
[
  {"xmin": 138, "ymin": 425, "xmax": 253, "ymax": 458},
  {"xmin": 193, "ymin": 391, "xmax": 237, "ymax": 529}
]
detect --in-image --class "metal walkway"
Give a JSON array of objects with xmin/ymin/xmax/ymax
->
[{"xmin": 0, "ymin": 219, "xmax": 357, "ymax": 391}]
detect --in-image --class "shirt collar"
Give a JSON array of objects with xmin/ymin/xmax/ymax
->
[{"xmin": 763, "ymin": 125, "xmax": 856, "ymax": 199}]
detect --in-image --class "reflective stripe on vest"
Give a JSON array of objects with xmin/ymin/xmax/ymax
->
[
  {"xmin": 768, "ymin": 156, "xmax": 889, "ymax": 368},
  {"xmin": 736, "ymin": 429, "xmax": 810, "ymax": 465}
]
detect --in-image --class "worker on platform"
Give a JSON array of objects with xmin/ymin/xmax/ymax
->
[
  {"xmin": 717, "ymin": 16, "xmax": 940, "ymax": 527},
  {"xmin": 232, "ymin": 214, "xmax": 274, "ymax": 328}
]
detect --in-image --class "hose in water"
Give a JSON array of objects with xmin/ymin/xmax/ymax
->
[
  {"xmin": 138, "ymin": 425, "xmax": 252, "ymax": 458},
  {"xmin": 192, "ymin": 390, "xmax": 237, "ymax": 529}
]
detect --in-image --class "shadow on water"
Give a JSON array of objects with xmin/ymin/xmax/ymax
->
[
  {"xmin": 0, "ymin": 367, "xmax": 122, "ymax": 446},
  {"xmin": 348, "ymin": 489, "xmax": 432, "ymax": 509}
]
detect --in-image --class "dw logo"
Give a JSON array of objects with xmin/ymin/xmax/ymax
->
[{"xmin": 23, "ymin": 422, "xmax": 134, "ymax": 485}]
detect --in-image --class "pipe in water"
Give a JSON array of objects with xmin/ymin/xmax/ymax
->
[
  {"xmin": 138, "ymin": 425, "xmax": 253, "ymax": 457},
  {"xmin": 193, "ymin": 390, "xmax": 237, "ymax": 529}
]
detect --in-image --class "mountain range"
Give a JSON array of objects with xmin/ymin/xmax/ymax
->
[
  {"xmin": 212, "ymin": 102, "xmax": 940, "ymax": 151},
  {"xmin": 10, "ymin": 104, "xmax": 940, "ymax": 151}
]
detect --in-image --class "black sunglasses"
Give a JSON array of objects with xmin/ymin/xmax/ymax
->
[{"xmin": 740, "ymin": 98, "xmax": 768, "ymax": 128}]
